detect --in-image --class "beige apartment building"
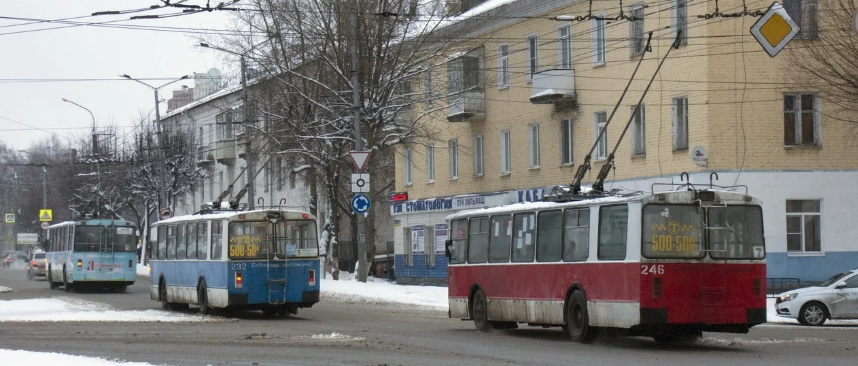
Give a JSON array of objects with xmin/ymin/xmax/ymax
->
[{"xmin": 391, "ymin": 0, "xmax": 858, "ymax": 285}]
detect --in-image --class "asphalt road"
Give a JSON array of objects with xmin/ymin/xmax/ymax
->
[{"xmin": 1, "ymin": 267, "xmax": 857, "ymax": 366}]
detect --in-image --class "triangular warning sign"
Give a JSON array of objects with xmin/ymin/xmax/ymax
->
[
  {"xmin": 39, "ymin": 209, "xmax": 52, "ymax": 222},
  {"xmin": 349, "ymin": 151, "xmax": 371, "ymax": 171}
]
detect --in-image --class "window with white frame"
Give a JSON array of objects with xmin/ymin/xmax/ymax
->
[
  {"xmin": 498, "ymin": 44, "xmax": 509, "ymax": 88},
  {"xmin": 528, "ymin": 124, "xmax": 540, "ymax": 168},
  {"xmin": 558, "ymin": 25, "xmax": 572, "ymax": 68},
  {"xmin": 631, "ymin": 105, "xmax": 646, "ymax": 156},
  {"xmin": 403, "ymin": 227, "xmax": 413, "ymax": 266},
  {"xmin": 783, "ymin": 93, "xmax": 820, "ymax": 146},
  {"xmin": 783, "ymin": 0, "xmax": 818, "ymax": 39},
  {"xmin": 424, "ymin": 68, "xmax": 433, "ymax": 108},
  {"xmin": 404, "ymin": 149, "xmax": 413, "ymax": 185},
  {"xmin": 786, "ymin": 200, "xmax": 821, "ymax": 252},
  {"xmin": 448, "ymin": 139, "xmax": 459, "ymax": 179},
  {"xmin": 526, "ymin": 35, "xmax": 538, "ymax": 81},
  {"xmin": 594, "ymin": 112, "xmax": 607, "ymax": 159},
  {"xmin": 671, "ymin": 0, "xmax": 687, "ymax": 44},
  {"xmin": 473, "ymin": 135, "xmax": 484, "ymax": 176},
  {"xmin": 629, "ymin": 4, "xmax": 646, "ymax": 55},
  {"xmin": 591, "ymin": 16, "xmax": 606, "ymax": 65},
  {"xmin": 426, "ymin": 145, "xmax": 435, "ymax": 182},
  {"xmin": 560, "ymin": 118, "xmax": 574, "ymax": 165},
  {"xmin": 500, "ymin": 130, "xmax": 511, "ymax": 174},
  {"xmin": 672, "ymin": 97, "xmax": 689, "ymax": 150}
]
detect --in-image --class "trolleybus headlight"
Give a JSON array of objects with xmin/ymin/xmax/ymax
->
[
  {"xmin": 779, "ymin": 293, "xmax": 798, "ymax": 302},
  {"xmin": 77, "ymin": 259, "xmax": 82, "ymax": 268}
]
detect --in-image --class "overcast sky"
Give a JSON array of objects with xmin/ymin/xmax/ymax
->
[{"xmin": 0, "ymin": 0, "xmax": 234, "ymax": 150}]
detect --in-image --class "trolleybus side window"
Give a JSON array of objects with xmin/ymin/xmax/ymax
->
[
  {"xmin": 512, "ymin": 212, "xmax": 536, "ymax": 262},
  {"xmin": 536, "ymin": 210, "xmax": 562, "ymax": 262},
  {"xmin": 489, "ymin": 215, "xmax": 513, "ymax": 263},
  {"xmin": 176, "ymin": 224, "xmax": 187, "ymax": 260},
  {"xmin": 211, "ymin": 221, "xmax": 222, "ymax": 260},
  {"xmin": 708, "ymin": 205, "xmax": 765, "ymax": 259},
  {"xmin": 564, "ymin": 208, "xmax": 590, "ymax": 262},
  {"xmin": 157, "ymin": 225, "xmax": 167, "ymax": 260},
  {"xmin": 197, "ymin": 222, "xmax": 208, "ymax": 260},
  {"xmin": 166, "ymin": 225, "xmax": 176, "ymax": 260},
  {"xmin": 67, "ymin": 226, "xmax": 74, "ymax": 251},
  {"xmin": 642, "ymin": 204, "xmax": 701, "ymax": 258},
  {"xmin": 449, "ymin": 219, "xmax": 468, "ymax": 264},
  {"xmin": 468, "ymin": 217, "xmax": 489, "ymax": 263},
  {"xmin": 187, "ymin": 222, "xmax": 197, "ymax": 260},
  {"xmin": 598, "ymin": 205, "xmax": 628, "ymax": 260}
]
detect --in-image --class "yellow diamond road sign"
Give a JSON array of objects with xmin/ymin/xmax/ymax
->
[
  {"xmin": 751, "ymin": 2, "xmax": 800, "ymax": 58},
  {"xmin": 39, "ymin": 209, "xmax": 53, "ymax": 222}
]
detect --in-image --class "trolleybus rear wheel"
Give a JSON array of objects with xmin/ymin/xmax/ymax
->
[
  {"xmin": 566, "ymin": 291, "xmax": 595, "ymax": 343},
  {"xmin": 472, "ymin": 288, "xmax": 491, "ymax": 332},
  {"xmin": 62, "ymin": 267, "xmax": 72, "ymax": 293},
  {"xmin": 198, "ymin": 280, "xmax": 211, "ymax": 315},
  {"xmin": 47, "ymin": 266, "xmax": 58, "ymax": 289}
]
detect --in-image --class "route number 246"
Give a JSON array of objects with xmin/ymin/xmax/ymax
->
[{"xmin": 641, "ymin": 264, "xmax": 664, "ymax": 275}]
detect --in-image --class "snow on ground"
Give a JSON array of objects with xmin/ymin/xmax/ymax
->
[
  {"xmin": 320, "ymin": 273, "xmax": 447, "ymax": 309},
  {"xmin": 0, "ymin": 286, "xmax": 11, "ymax": 293},
  {"xmin": 0, "ymin": 298, "xmax": 221, "ymax": 323},
  {"xmin": 0, "ymin": 349, "xmax": 159, "ymax": 366}
]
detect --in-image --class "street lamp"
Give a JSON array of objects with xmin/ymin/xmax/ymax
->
[
  {"xmin": 199, "ymin": 42, "xmax": 255, "ymax": 209},
  {"xmin": 120, "ymin": 74, "xmax": 191, "ymax": 214},
  {"xmin": 62, "ymin": 98, "xmax": 98, "ymax": 151}
]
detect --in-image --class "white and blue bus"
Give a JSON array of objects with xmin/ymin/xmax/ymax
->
[
  {"xmin": 45, "ymin": 220, "xmax": 138, "ymax": 293},
  {"xmin": 148, "ymin": 208, "xmax": 320, "ymax": 317}
]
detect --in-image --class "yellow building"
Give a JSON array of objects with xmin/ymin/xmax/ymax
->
[{"xmin": 391, "ymin": 0, "xmax": 858, "ymax": 285}]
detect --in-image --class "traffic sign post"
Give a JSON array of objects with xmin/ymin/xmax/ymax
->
[
  {"xmin": 351, "ymin": 194, "xmax": 371, "ymax": 214},
  {"xmin": 750, "ymin": 2, "xmax": 800, "ymax": 58},
  {"xmin": 39, "ymin": 209, "xmax": 53, "ymax": 222},
  {"xmin": 159, "ymin": 207, "xmax": 173, "ymax": 220},
  {"xmin": 351, "ymin": 173, "xmax": 371, "ymax": 193}
]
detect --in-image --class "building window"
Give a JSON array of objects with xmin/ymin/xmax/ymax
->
[
  {"xmin": 629, "ymin": 4, "xmax": 646, "ymax": 55},
  {"xmin": 594, "ymin": 112, "xmax": 607, "ymax": 160},
  {"xmin": 424, "ymin": 68, "xmax": 433, "ymax": 108},
  {"xmin": 783, "ymin": 0, "xmax": 818, "ymax": 39},
  {"xmin": 528, "ymin": 124, "xmax": 540, "ymax": 168},
  {"xmin": 498, "ymin": 44, "xmax": 509, "ymax": 88},
  {"xmin": 425, "ymin": 145, "xmax": 435, "ymax": 182},
  {"xmin": 448, "ymin": 139, "xmax": 459, "ymax": 179},
  {"xmin": 404, "ymin": 149, "xmax": 413, "ymax": 186},
  {"xmin": 591, "ymin": 16, "xmax": 606, "ymax": 65},
  {"xmin": 672, "ymin": 97, "xmax": 689, "ymax": 150},
  {"xmin": 473, "ymin": 135, "xmax": 484, "ymax": 176},
  {"xmin": 526, "ymin": 35, "xmax": 539, "ymax": 81},
  {"xmin": 560, "ymin": 119, "xmax": 573, "ymax": 165},
  {"xmin": 786, "ymin": 200, "xmax": 821, "ymax": 252},
  {"xmin": 558, "ymin": 25, "xmax": 572, "ymax": 68},
  {"xmin": 448, "ymin": 50, "xmax": 483, "ymax": 95},
  {"xmin": 631, "ymin": 104, "xmax": 646, "ymax": 156},
  {"xmin": 784, "ymin": 94, "xmax": 820, "ymax": 146},
  {"xmin": 672, "ymin": 0, "xmax": 687, "ymax": 44},
  {"xmin": 500, "ymin": 130, "xmax": 511, "ymax": 174}
]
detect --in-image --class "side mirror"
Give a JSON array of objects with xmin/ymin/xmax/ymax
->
[
  {"xmin": 835, "ymin": 282, "xmax": 847, "ymax": 289},
  {"xmin": 444, "ymin": 239, "xmax": 453, "ymax": 261}
]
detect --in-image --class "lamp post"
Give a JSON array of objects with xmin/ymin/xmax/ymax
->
[
  {"xmin": 62, "ymin": 98, "xmax": 97, "ymax": 152},
  {"xmin": 199, "ymin": 42, "xmax": 254, "ymax": 210},
  {"xmin": 120, "ymin": 74, "xmax": 190, "ymax": 214}
]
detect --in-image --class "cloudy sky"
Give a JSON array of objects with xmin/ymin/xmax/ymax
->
[{"xmin": 0, "ymin": 0, "xmax": 235, "ymax": 150}]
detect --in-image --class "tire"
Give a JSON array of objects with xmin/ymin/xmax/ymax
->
[
  {"xmin": 799, "ymin": 302, "xmax": 827, "ymax": 326},
  {"xmin": 48, "ymin": 267, "xmax": 58, "ymax": 289},
  {"xmin": 118, "ymin": 284, "xmax": 128, "ymax": 293},
  {"xmin": 198, "ymin": 280, "xmax": 211, "ymax": 315},
  {"xmin": 471, "ymin": 288, "xmax": 491, "ymax": 332},
  {"xmin": 62, "ymin": 267, "xmax": 72, "ymax": 293},
  {"xmin": 566, "ymin": 291, "xmax": 595, "ymax": 343},
  {"xmin": 27, "ymin": 269, "xmax": 33, "ymax": 281},
  {"xmin": 160, "ymin": 280, "xmax": 172, "ymax": 311}
]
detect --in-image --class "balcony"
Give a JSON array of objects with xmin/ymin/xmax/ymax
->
[
  {"xmin": 196, "ymin": 146, "xmax": 214, "ymax": 167},
  {"xmin": 214, "ymin": 139, "xmax": 236, "ymax": 164},
  {"xmin": 530, "ymin": 69, "xmax": 576, "ymax": 106},
  {"xmin": 447, "ymin": 91, "xmax": 485, "ymax": 122}
]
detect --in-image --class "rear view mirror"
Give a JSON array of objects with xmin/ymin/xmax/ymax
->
[{"xmin": 444, "ymin": 239, "xmax": 453, "ymax": 260}]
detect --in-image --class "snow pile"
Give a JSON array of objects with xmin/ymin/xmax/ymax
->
[
  {"xmin": 0, "ymin": 286, "xmax": 11, "ymax": 293},
  {"xmin": 0, "ymin": 298, "xmax": 222, "ymax": 323},
  {"xmin": 0, "ymin": 349, "xmax": 158, "ymax": 366},
  {"xmin": 320, "ymin": 276, "xmax": 447, "ymax": 309}
]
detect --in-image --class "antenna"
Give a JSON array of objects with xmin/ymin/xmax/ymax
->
[{"xmin": 591, "ymin": 31, "xmax": 682, "ymax": 194}]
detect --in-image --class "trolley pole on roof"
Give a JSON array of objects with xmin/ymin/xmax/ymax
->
[{"xmin": 352, "ymin": 9, "xmax": 367, "ymax": 283}]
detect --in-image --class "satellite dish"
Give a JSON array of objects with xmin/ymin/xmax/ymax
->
[{"xmin": 691, "ymin": 146, "xmax": 708, "ymax": 167}]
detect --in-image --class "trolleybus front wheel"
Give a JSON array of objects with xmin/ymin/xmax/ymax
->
[
  {"xmin": 62, "ymin": 267, "xmax": 72, "ymax": 293},
  {"xmin": 471, "ymin": 288, "xmax": 491, "ymax": 332},
  {"xmin": 159, "ymin": 279, "xmax": 172, "ymax": 310},
  {"xmin": 566, "ymin": 291, "xmax": 595, "ymax": 343}
]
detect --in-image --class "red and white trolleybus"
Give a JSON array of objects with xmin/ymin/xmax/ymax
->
[{"xmin": 444, "ymin": 184, "xmax": 766, "ymax": 343}]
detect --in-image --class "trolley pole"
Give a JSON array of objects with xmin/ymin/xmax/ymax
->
[{"xmin": 352, "ymin": 10, "xmax": 367, "ymax": 283}]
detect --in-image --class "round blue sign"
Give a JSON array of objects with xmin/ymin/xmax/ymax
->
[{"xmin": 352, "ymin": 194, "xmax": 371, "ymax": 214}]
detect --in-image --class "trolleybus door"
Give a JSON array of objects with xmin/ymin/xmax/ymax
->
[
  {"xmin": 700, "ymin": 204, "xmax": 729, "ymax": 324},
  {"xmin": 267, "ymin": 216, "xmax": 287, "ymax": 305}
]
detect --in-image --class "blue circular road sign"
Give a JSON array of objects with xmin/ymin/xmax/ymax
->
[{"xmin": 352, "ymin": 194, "xmax": 371, "ymax": 214}]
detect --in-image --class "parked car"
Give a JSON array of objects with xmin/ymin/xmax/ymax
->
[
  {"xmin": 2, "ymin": 251, "xmax": 28, "ymax": 268},
  {"xmin": 27, "ymin": 251, "xmax": 47, "ymax": 280},
  {"xmin": 775, "ymin": 268, "xmax": 858, "ymax": 326}
]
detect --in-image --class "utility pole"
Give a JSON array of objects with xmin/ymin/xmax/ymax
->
[
  {"xmin": 42, "ymin": 166, "xmax": 47, "ymax": 208},
  {"xmin": 242, "ymin": 56, "xmax": 255, "ymax": 210},
  {"xmin": 153, "ymin": 88, "xmax": 167, "ymax": 210},
  {"xmin": 352, "ymin": 10, "xmax": 367, "ymax": 283}
]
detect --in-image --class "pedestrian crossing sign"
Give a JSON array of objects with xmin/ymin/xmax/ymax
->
[
  {"xmin": 4, "ymin": 213, "xmax": 13, "ymax": 223},
  {"xmin": 39, "ymin": 209, "xmax": 52, "ymax": 222}
]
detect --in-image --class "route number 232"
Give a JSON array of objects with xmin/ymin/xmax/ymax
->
[{"xmin": 641, "ymin": 264, "xmax": 664, "ymax": 275}]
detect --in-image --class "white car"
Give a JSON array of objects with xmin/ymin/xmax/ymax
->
[{"xmin": 775, "ymin": 268, "xmax": 858, "ymax": 326}]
